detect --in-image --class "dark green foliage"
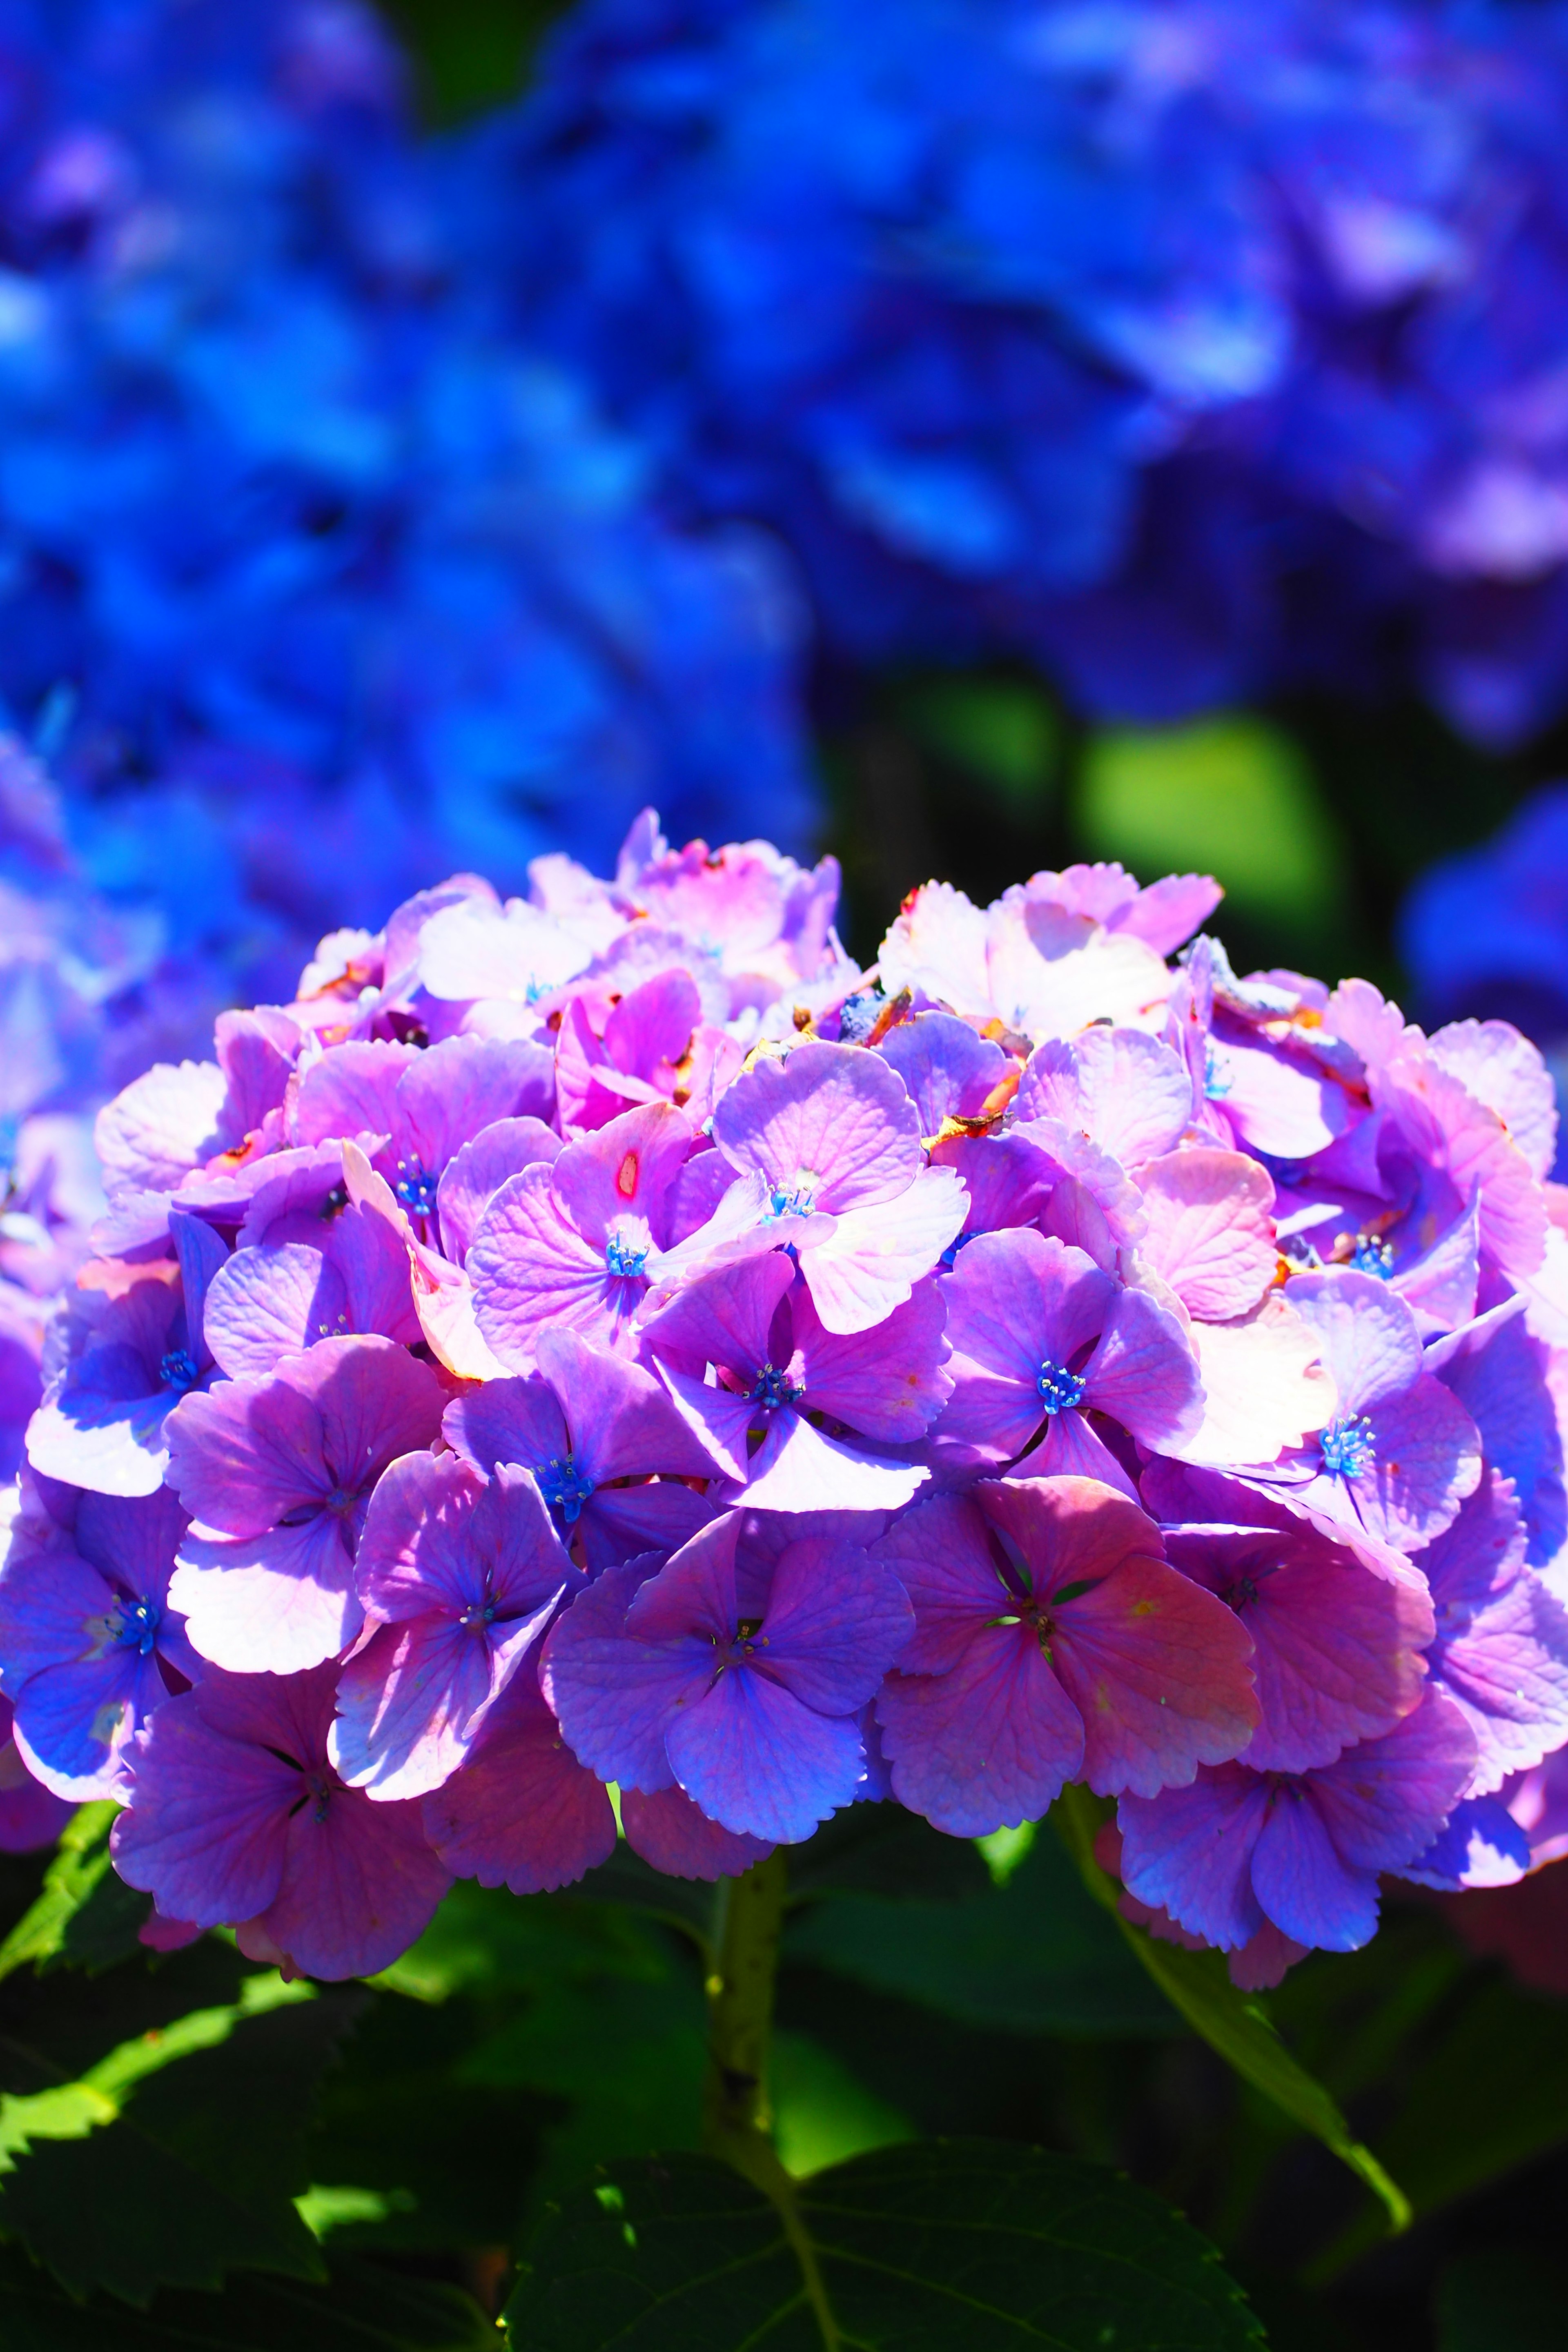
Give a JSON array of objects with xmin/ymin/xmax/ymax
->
[
  {"xmin": 507, "ymin": 2140, "xmax": 1265, "ymax": 2351},
  {"xmin": 0, "ymin": 2241, "xmax": 491, "ymax": 2349},
  {"xmin": 0, "ymin": 1802, "xmax": 150, "ymax": 1982},
  {"xmin": 1435, "ymin": 2249, "xmax": 1568, "ymax": 2352}
]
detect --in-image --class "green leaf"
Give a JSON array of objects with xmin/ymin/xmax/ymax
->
[
  {"xmin": 1052, "ymin": 1787, "xmax": 1409, "ymax": 2230},
  {"xmin": 770, "ymin": 2031, "xmax": 914, "ymax": 2180},
  {"xmin": 786, "ymin": 1806, "xmax": 991, "ymax": 1907},
  {"xmin": 0, "ymin": 1802, "xmax": 151, "ymax": 1982},
  {"xmin": 788, "ymin": 1811, "xmax": 1173, "ymax": 2035},
  {"xmin": 0, "ymin": 1978, "xmax": 364, "ymax": 2303},
  {"xmin": 376, "ymin": 1876, "xmax": 671, "ymax": 2001},
  {"xmin": 507, "ymin": 2139, "xmax": 1264, "ymax": 2350},
  {"xmin": 1306, "ymin": 1973, "xmax": 1568, "ymax": 2280},
  {"xmin": 897, "ymin": 677, "xmax": 1060, "ymax": 815},
  {"xmin": 0, "ymin": 2241, "xmax": 492, "ymax": 2349},
  {"xmin": 1435, "ymin": 2249, "xmax": 1568, "ymax": 2352}
]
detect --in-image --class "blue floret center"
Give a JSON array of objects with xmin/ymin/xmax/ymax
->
[
  {"xmin": 395, "ymin": 1163, "xmax": 439, "ymax": 1218},
  {"xmin": 604, "ymin": 1234, "xmax": 648, "ymax": 1279},
  {"xmin": 1350, "ymin": 1234, "xmax": 1394, "ymax": 1278},
  {"xmin": 768, "ymin": 1180, "xmax": 817, "ymax": 1218},
  {"xmin": 540, "ymin": 1454, "xmax": 596, "ymax": 1523},
  {"xmin": 159, "ymin": 1348, "xmax": 200, "ymax": 1392},
  {"xmin": 1320, "ymin": 1414, "xmax": 1375, "ymax": 1479},
  {"xmin": 1036, "ymin": 1359, "xmax": 1087, "ymax": 1415},
  {"xmin": 749, "ymin": 1363, "xmax": 804, "ymax": 1410},
  {"xmin": 114, "ymin": 1595, "xmax": 162, "ymax": 1655}
]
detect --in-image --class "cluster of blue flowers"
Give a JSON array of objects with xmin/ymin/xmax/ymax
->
[
  {"xmin": 5, "ymin": 817, "xmax": 1568, "ymax": 1990},
  {"xmin": 489, "ymin": 0, "xmax": 1568, "ymax": 748},
  {"xmin": 0, "ymin": 0, "xmax": 817, "ymax": 1020}
]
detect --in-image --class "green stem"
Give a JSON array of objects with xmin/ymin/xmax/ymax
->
[{"xmin": 700, "ymin": 1852, "xmax": 841, "ymax": 2351}]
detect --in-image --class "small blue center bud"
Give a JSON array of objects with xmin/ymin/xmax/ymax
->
[
  {"xmin": 459, "ymin": 1596, "xmax": 498, "ymax": 1630},
  {"xmin": 395, "ymin": 1163, "xmax": 439, "ymax": 1218},
  {"xmin": 605, "ymin": 1234, "xmax": 649, "ymax": 1279},
  {"xmin": 768, "ymin": 1180, "xmax": 817, "ymax": 1218},
  {"xmin": 940, "ymin": 1231, "xmax": 974, "ymax": 1272},
  {"xmin": 1036, "ymin": 1360, "xmax": 1087, "ymax": 1415},
  {"xmin": 749, "ymin": 1364, "xmax": 804, "ymax": 1411},
  {"xmin": 539, "ymin": 1454, "xmax": 596, "ymax": 1523},
  {"xmin": 1350, "ymin": 1234, "xmax": 1394, "ymax": 1279},
  {"xmin": 159, "ymin": 1348, "xmax": 200, "ymax": 1392},
  {"xmin": 114, "ymin": 1595, "xmax": 162, "ymax": 1655},
  {"xmin": 1320, "ymin": 1414, "xmax": 1375, "ymax": 1479},
  {"xmin": 1203, "ymin": 1042, "xmax": 1232, "ymax": 1101}
]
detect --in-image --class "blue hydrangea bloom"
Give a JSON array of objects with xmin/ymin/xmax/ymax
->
[
  {"xmin": 488, "ymin": 0, "xmax": 1568, "ymax": 744},
  {"xmin": 0, "ymin": 0, "xmax": 818, "ymax": 1009}
]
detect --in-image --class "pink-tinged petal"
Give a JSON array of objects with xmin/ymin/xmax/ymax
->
[
  {"xmin": 877, "ymin": 1628, "xmax": 1084, "ymax": 1838},
  {"xmin": 351, "ymin": 1451, "xmax": 485, "ymax": 1621},
  {"xmin": 1116, "ymin": 1766, "xmax": 1271, "ymax": 1949},
  {"xmin": 537, "ymin": 1328, "xmax": 722, "ymax": 1483},
  {"xmin": 541, "ymin": 1562, "xmax": 699, "ymax": 1792},
  {"xmin": 1011, "ymin": 1118, "xmax": 1150, "ymax": 1252},
  {"xmin": 794, "ymin": 1278, "xmax": 951, "ymax": 1443},
  {"xmin": 1207, "ymin": 1022, "xmax": 1352, "ymax": 1160},
  {"xmin": 871, "ymin": 1492, "xmax": 1011, "ymax": 1677},
  {"xmin": 171, "ymin": 1212, "xmax": 229, "ymax": 1358},
  {"xmin": 976, "ymin": 1473, "xmax": 1159, "ymax": 1597},
  {"xmin": 1308, "ymin": 1695, "xmax": 1478, "ymax": 1873},
  {"xmin": 437, "ymin": 1117, "xmax": 562, "ymax": 1268},
  {"xmin": 329, "ymin": 1199, "xmax": 423, "ymax": 1350},
  {"xmin": 294, "ymin": 1041, "xmax": 419, "ymax": 1149},
  {"xmin": 1180, "ymin": 1294, "xmax": 1336, "ymax": 1468},
  {"xmin": 112, "ymin": 1680, "xmax": 298, "ymax": 1926},
  {"xmin": 1049, "ymin": 1551, "xmax": 1258, "ymax": 1798},
  {"xmin": 1391, "ymin": 1200, "xmax": 1480, "ymax": 1337},
  {"xmin": 1226, "ymin": 1922, "xmax": 1309, "ymax": 1991},
  {"xmin": 1082, "ymin": 1286, "xmax": 1203, "ymax": 1450},
  {"xmin": 938, "ymin": 1229, "xmax": 1113, "ymax": 1459},
  {"xmin": 1379, "ymin": 1049, "xmax": 1547, "ymax": 1281},
  {"xmin": 1017, "ymin": 1029, "xmax": 1192, "ymax": 1166},
  {"xmin": 984, "ymin": 898, "xmax": 1171, "ymax": 1040},
  {"xmin": 1250, "ymin": 1791, "xmax": 1379, "ymax": 1952},
  {"xmin": 231, "ymin": 1143, "xmax": 352, "ymax": 1246},
  {"xmin": 639, "ymin": 1252, "xmax": 794, "ymax": 1384},
  {"xmin": 331, "ymin": 1615, "xmax": 501, "ymax": 1800},
  {"xmin": 470, "ymin": 1168, "xmax": 630, "ymax": 1368},
  {"xmin": 735, "ymin": 1410, "xmax": 930, "ymax": 1513},
  {"xmin": 1038, "ymin": 1178, "xmax": 1118, "ymax": 1271},
  {"xmin": 666, "ymin": 1668, "xmax": 865, "ymax": 1844},
  {"xmin": 395, "ymin": 1034, "xmax": 554, "ymax": 1178},
  {"xmin": 204, "ymin": 1244, "xmax": 348, "ymax": 1378},
  {"xmin": 751, "ymin": 1537, "xmax": 912, "ymax": 1715},
  {"xmin": 421, "ymin": 1671, "xmax": 617, "ymax": 1894},
  {"xmin": 443, "ymin": 1374, "xmax": 568, "ymax": 1477},
  {"xmin": 1021, "ymin": 1409, "xmax": 1141, "ymax": 1502},
  {"xmin": 625, "ymin": 1515, "xmax": 739, "ymax": 1645},
  {"xmin": 1432, "ymin": 1572, "xmax": 1568, "ymax": 1794},
  {"xmin": 1164, "ymin": 1524, "xmax": 1432, "ymax": 1776},
  {"xmin": 214, "ymin": 1007, "xmax": 298, "ymax": 1140},
  {"xmin": 878, "ymin": 881, "xmax": 993, "ymax": 1018},
  {"xmin": 1134, "ymin": 1149, "xmax": 1276, "ymax": 1322},
  {"xmin": 713, "ymin": 1042, "xmax": 921, "ymax": 1214},
  {"xmin": 800, "ymin": 1165, "xmax": 967, "ymax": 1334},
  {"xmin": 620, "ymin": 1783, "xmax": 774, "ymax": 1880},
  {"xmin": 656, "ymin": 1363, "xmax": 755, "ymax": 1485},
  {"xmin": 1430, "ymin": 1020, "xmax": 1558, "ymax": 1183},
  {"xmin": 1286, "ymin": 1270, "xmax": 1423, "ymax": 1412},
  {"xmin": 137, "ymin": 1909, "xmax": 203, "ymax": 1953},
  {"xmin": 1348, "ymin": 1376, "xmax": 1481, "ymax": 1550},
  {"xmin": 876, "ymin": 1015, "xmax": 1007, "ymax": 1136},
  {"xmin": 551, "ymin": 1101, "xmax": 693, "ymax": 1248},
  {"xmin": 170, "ymin": 1517, "xmax": 361, "ymax": 1674},
  {"xmin": 1110, "ymin": 872, "xmax": 1222, "ymax": 958},
  {"xmin": 604, "ymin": 968, "xmax": 703, "ymax": 1083},
  {"xmin": 929, "ymin": 1133, "xmax": 1056, "ymax": 1241},
  {"xmin": 253, "ymin": 1780, "xmax": 450, "ymax": 1981},
  {"xmin": 418, "ymin": 896, "xmax": 595, "ymax": 1003},
  {"xmin": 96, "ymin": 1061, "xmax": 228, "ymax": 1195}
]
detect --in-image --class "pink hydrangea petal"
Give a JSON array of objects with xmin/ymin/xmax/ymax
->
[
  {"xmin": 204, "ymin": 1244, "xmax": 350, "ymax": 1379},
  {"xmin": 876, "ymin": 1013, "xmax": 1007, "ymax": 1136},
  {"xmin": 1017, "ymin": 1029, "xmax": 1192, "ymax": 1166},
  {"xmin": 550, "ymin": 1101, "xmax": 693, "ymax": 1248},
  {"xmin": 621, "ymin": 1783, "xmax": 774, "ymax": 1880},
  {"xmin": 1134, "ymin": 1149, "xmax": 1277, "ymax": 1322},
  {"xmin": 877, "ymin": 1626, "xmax": 1084, "ymax": 1838},
  {"xmin": 96, "ymin": 1061, "xmax": 229, "ymax": 1196},
  {"xmin": 252, "ymin": 1779, "xmax": 450, "ymax": 1981},
  {"xmin": 172, "ymin": 1516, "xmax": 361, "ymax": 1674},
  {"xmin": 735, "ymin": 1410, "xmax": 929, "ymax": 1513},
  {"xmin": 1082, "ymin": 1285, "xmax": 1203, "ymax": 1450},
  {"xmin": 793, "ymin": 1276, "xmax": 952, "ymax": 1444},
  {"xmin": 421, "ymin": 1673, "xmax": 617, "ymax": 1895},
  {"xmin": 470, "ymin": 1169, "xmax": 631, "ymax": 1368},
  {"xmin": 437, "ymin": 1117, "xmax": 562, "ymax": 1268},
  {"xmin": 799, "ymin": 1165, "xmax": 967, "ymax": 1334},
  {"xmin": 294, "ymin": 1040, "xmax": 419, "ymax": 1150},
  {"xmin": 712, "ymin": 1040, "xmax": 921, "ymax": 1214}
]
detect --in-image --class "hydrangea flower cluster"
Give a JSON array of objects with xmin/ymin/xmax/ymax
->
[
  {"xmin": 489, "ymin": 0, "xmax": 1568, "ymax": 748},
  {"xmin": 0, "ymin": 0, "xmax": 816, "ymax": 1011},
  {"xmin": 5, "ymin": 813, "xmax": 1568, "ymax": 1985}
]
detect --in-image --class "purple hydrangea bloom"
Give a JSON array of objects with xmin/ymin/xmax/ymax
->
[
  {"xmin": 639, "ymin": 1252, "xmax": 949, "ymax": 1511},
  {"xmin": 112, "ymin": 1659, "xmax": 451, "ymax": 1981},
  {"xmin": 331, "ymin": 1452, "xmax": 575, "ymax": 1801},
  {"xmin": 936, "ymin": 1229, "xmax": 1203, "ymax": 1494},
  {"xmin": 470, "ymin": 1100, "xmax": 695, "ymax": 1366},
  {"xmin": 443, "ymin": 1325, "xmax": 719, "ymax": 1570},
  {"xmin": 542, "ymin": 1512, "xmax": 913, "ymax": 1844},
  {"xmin": 0, "ymin": 1482, "xmax": 197, "ymax": 1800},
  {"xmin": 163, "ymin": 1334, "xmax": 446, "ymax": 1673},
  {"xmin": 26, "ymin": 1214, "xmax": 227, "ymax": 1497},
  {"xmin": 873, "ymin": 1477, "xmax": 1257, "ymax": 1837},
  {"xmin": 1118, "ymin": 1693, "xmax": 1477, "ymax": 1956},
  {"xmin": 707, "ymin": 1042, "xmax": 966, "ymax": 1334}
]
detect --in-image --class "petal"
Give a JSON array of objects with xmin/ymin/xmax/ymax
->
[
  {"xmin": 470, "ymin": 1168, "xmax": 630, "ymax": 1368},
  {"xmin": 1250, "ymin": 1789, "xmax": 1380, "ymax": 1952},
  {"xmin": 203, "ymin": 1244, "xmax": 348, "ymax": 1379},
  {"xmin": 795, "ymin": 1276, "xmax": 952, "ymax": 1443},
  {"xmin": 171, "ymin": 1517, "xmax": 361, "ymax": 1674},
  {"xmin": 871, "ymin": 1490, "xmax": 1013, "ymax": 1677},
  {"xmin": 753, "ymin": 1535, "xmax": 912, "ymax": 1714},
  {"xmin": 437, "ymin": 1116, "xmax": 562, "ymax": 1268},
  {"xmin": 1082, "ymin": 1285, "xmax": 1203, "ymax": 1449},
  {"xmin": 1308, "ymin": 1694, "xmax": 1478, "ymax": 1873},
  {"xmin": 1134, "ymin": 1149, "xmax": 1277, "ymax": 1322},
  {"xmin": 621, "ymin": 1783, "xmax": 774, "ymax": 1882},
  {"xmin": 800, "ymin": 1166, "xmax": 967, "ymax": 1334},
  {"xmin": 877, "ymin": 1627, "xmax": 1084, "ymax": 1838},
  {"xmin": 111, "ymin": 1687, "xmax": 296, "ymax": 1927},
  {"xmin": 541, "ymin": 1561, "xmax": 702, "ymax": 1791},
  {"xmin": 256, "ymin": 1782, "xmax": 450, "ymax": 1981},
  {"xmin": 737, "ymin": 1410, "xmax": 929, "ymax": 1513},
  {"xmin": 539, "ymin": 1326, "xmax": 726, "ymax": 1481},
  {"xmin": 1179, "ymin": 1293, "xmax": 1336, "ymax": 1468},
  {"xmin": 1018, "ymin": 1029, "xmax": 1192, "ymax": 1166},
  {"xmin": 421, "ymin": 1672, "xmax": 617, "ymax": 1894},
  {"xmin": 666, "ymin": 1668, "xmax": 865, "ymax": 1844},
  {"xmin": 1047, "ymin": 1558, "xmax": 1258, "ymax": 1797},
  {"xmin": 1117, "ymin": 1766, "xmax": 1271, "ymax": 1949},
  {"xmin": 712, "ymin": 1040, "xmax": 920, "ymax": 1213}
]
